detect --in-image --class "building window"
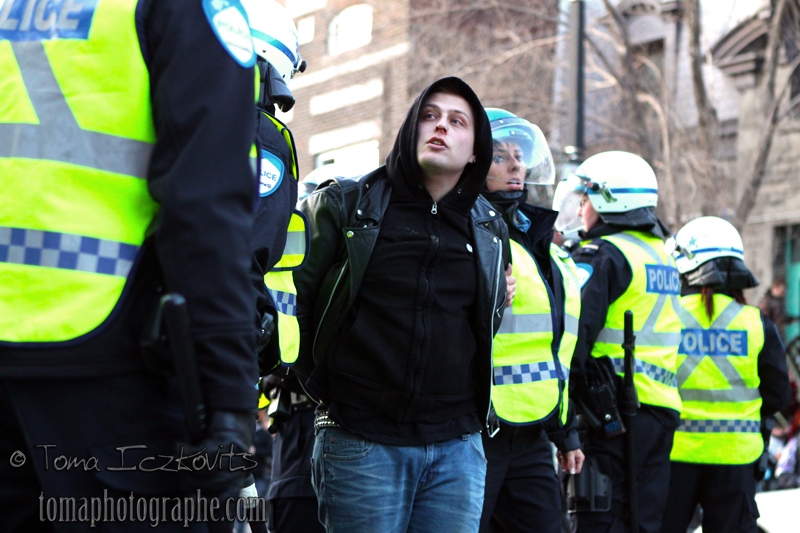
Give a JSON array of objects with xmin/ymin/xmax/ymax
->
[
  {"xmin": 315, "ymin": 140, "xmax": 379, "ymax": 177},
  {"xmin": 328, "ymin": 4, "xmax": 373, "ymax": 55},
  {"xmin": 297, "ymin": 16, "xmax": 315, "ymax": 45},
  {"xmin": 285, "ymin": 0, "xmax": 326, "ymax": 18}
]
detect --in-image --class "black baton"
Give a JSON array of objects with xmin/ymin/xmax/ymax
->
[{"xmin": 160, "ymin": 293, "xmax": 206, "ymax": 445}]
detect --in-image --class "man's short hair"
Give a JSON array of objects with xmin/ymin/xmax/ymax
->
[{"xmin": 425, "ymin": 78, "xmax": 481, "ymax": 135}]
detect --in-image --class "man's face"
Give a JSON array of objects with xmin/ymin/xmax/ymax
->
[
  {"xmin": 578, "ymin": 194, "xmax": 600, "ymax": 231},
  {"xmin": 416, "ymin": 92, "xmax": 476, "ymax": 180},
  {"xmin": 486, "ymin": 141, "xmax": 525, "ymax": 193}
]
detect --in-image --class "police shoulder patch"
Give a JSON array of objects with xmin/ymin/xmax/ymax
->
[
  {"xmin": 553, "ymin": 245, "xmax": 571, "ymax": 260},
  {"xmin": 575, "ymin": 263, "xmax": 594, "ymax": 288},
  {"xmin": 203, "ymin": 0, "xmax": 256, "ymax": 68},
  {"xmin": 259, "ymin": 149, "xmax": 285, "ymax": 197}
]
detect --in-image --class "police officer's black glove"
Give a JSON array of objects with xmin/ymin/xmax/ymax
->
[{"xmin": 177, "ymin": 410, "xmax": 255, "ymax": 499}]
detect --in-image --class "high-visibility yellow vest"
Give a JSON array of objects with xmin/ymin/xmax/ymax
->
[
  {"xmin": 591, "ymin": 231, "xmax": 683, "ymax": 412},
  {"xmin": 264, "ymin": 210, "xmax": 307, "ymax": 365},
  {"xmin": 492, "ymin": 240, "xmax": 581, "ymax": 425},
  {"xmin": 0, "ymin": 1, "xmax": 158, "ymax": 343},
  {"xmin": 671, "ymin": 294, "xmax": 763, "ymax": 464}
]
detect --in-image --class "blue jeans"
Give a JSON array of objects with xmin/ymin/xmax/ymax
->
[{"xmin": 311, "ymin": 427, "xmax": 487, "ymax": 533}]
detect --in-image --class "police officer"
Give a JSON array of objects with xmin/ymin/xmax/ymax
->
[
  {"xmin": 262, "ymin": 167, "xmax": 331, "ymax": 533},
  {"xmin": 555, "ymin": 151, "xmax": 683, "ymax": 533},
  {"xmin": 1, "ymin": 0, "xmax": 259, "ymax": 529},
  {"xmin": 479, "ymin": 108, "xmax": 584, "ymax": 533},
  {"xmin": 661, "ymin": 217, "xmax": 791, "ymax": 533},
  {"xmin": 244, "ymin": 0, "xmax": 306, "ymax": 373}
]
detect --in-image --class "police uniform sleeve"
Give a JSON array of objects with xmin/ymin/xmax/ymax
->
[
  {"xmin": 545, "ymin": 399, "xmax": 581, "ymax": 452},
  {"xmin": 571, "ymin": 241, "xmax": 632, "ymax": 394},
  {"xmin": 140, "ymin": 0, "xmax": 258, "ymax": 411},
  {"xmin": 758, "ymin": 314, "xmax": 792, "ymax": 418}
]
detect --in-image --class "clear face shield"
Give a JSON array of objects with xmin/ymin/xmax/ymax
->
[
  {"xmin": 552, "ymin": 173, "xmax": 589, "ymax": 233},
  {"xmin": 487, "ymin": 121, "xmax": 555, "ymax": 189}
]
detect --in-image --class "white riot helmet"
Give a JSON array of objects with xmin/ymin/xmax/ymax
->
[
  {"xmin": 241, "ymin": 0, "xmax": 305, "ymax": 82},
  {"xmin": 553, "ymin": 151, "xmax": 658, "ymax": 232},
  {"xmin": 299, "ymin": 164, "xmax": 359, "ymax": 202},
  {"xmin": 667, "ymin": 216, "xmax": 744, "ymax": 274},
  {"xmin": 666, "ymin": 216, "xmax": 757, "ymax": 290},
  {"xmin": 485, "ymin": 108, "xmax": 555, "ymax": 185}
]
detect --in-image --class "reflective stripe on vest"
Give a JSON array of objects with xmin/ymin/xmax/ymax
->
[
  {"xmin": 1, "ymin": 2, "xmax": 158, "ymax": 343},
  {"xmin": 671, "ymin": 294, "xmax": 763, "ymax": 465},
  {"xmin": 554, "ymin": 243, "xmax": 581, "ymax": 425},
  {"xmin": 492, "ymin": 240, "xmax": 581, "ymax": 425},
  {"xmin": 262, "ymin": 112, "xmax": 298, "ymax": 182},
  {"xmin": 273, "ymin": 212, "xmax": 308, "ymax": 271},
  {"xmin": 591, "ymin": 231, "xmax": 682, "ymax": 411},
  {"xmin": 264, "ymin": 210, "xmax": 307, "ymax": 365}
]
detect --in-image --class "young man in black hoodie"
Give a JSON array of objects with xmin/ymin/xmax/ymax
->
[{"xmin": 294, "ymin": 77, "xmax": 510, "ymax": 532}]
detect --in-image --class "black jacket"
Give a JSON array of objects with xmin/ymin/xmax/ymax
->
[{"xmin": 294, "ymin": 78, "xmax": 509, "ymax": 442}]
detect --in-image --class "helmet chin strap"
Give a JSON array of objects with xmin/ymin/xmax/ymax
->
[{"xmin": 257, "ymin": 60, "xmax": 295, "ymax": 114}]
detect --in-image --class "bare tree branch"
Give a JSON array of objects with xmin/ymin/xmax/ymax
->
[{"xmin": 735, "ymin": 52, "xmax": 800, "ymax": 228}]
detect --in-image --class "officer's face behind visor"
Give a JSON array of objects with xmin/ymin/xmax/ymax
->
[{"xmin": 553, "ymin": 173, "xmax": 587, "ymax": 233}]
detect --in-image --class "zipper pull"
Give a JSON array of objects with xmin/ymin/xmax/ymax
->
[{"xmin": 431, "ymin": 201, "xmax": 438, "ymax": 215}]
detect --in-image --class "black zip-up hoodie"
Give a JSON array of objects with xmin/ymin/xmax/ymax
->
[{"xmin": 294, "ymin": 77, "xmax": 508, "ymax": 445}]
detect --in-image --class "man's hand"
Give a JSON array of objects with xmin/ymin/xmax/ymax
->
[
  {"xmin": 177, "ymin": 410, "xmax": 255, "ymax": 498},
  {"xmin": 505, "ymin": 264, "xmax": 516, "ymax": 308},
  {"xmin": 557, "ymin": 448, "xmax": 585, "ymax": 475}
]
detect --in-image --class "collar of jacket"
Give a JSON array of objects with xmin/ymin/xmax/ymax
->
[{"xmin": 349, "ymin": 169, "xmax": 504, "ymax": 228}]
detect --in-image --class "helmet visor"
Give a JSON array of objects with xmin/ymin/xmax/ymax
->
[
  {"xmin": 553, "ymin": 174, "xmax": 588, "ymax": 233},
  {"xmin": 490, "ymin": 121, "xmax": 555, "ymax": 185}
]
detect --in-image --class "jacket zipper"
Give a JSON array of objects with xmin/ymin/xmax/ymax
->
[{"xmin": 431, "ymin": 201, "xmax": 438, "ymax": 215}]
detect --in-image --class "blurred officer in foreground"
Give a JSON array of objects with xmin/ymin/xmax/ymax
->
[
  {"xmin": 479, "ymin": 108, "xmax": 584, "ymax": 533},
  {"xmin": 555, "ymin": 151, "xmax": 682, "ymax": 533},
  {"xmin": 661, "ymin": 217, "xmax": 790, "ymax": 533},
  {"xmin": 1, "ymin": 1, "xmax": 259, "ymax": 530}
]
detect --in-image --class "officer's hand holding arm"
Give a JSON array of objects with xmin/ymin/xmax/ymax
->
[{"xmin": 505, "ymin": 264, "xmax": 516, "ymax": 307}]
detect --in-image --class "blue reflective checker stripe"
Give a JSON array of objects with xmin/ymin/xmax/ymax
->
[
  {"xmin": 678, "ymin": 419, "xmax": 760, "ymax": 433},
  {"xmin": 268, "ymin": 289, "xmax": 297, "ymax": 317},
  {"xmin": 0, "ymin": 227, "xmax": 138, "ymax": 277},
  {"xmin": 0, "ymin": 0, "xmax": 98, "ymax": 41},
  {"xmin": 494, "ymin": 361, "xmax": 559, "ymax": 385},
  {"xmin": 612, "ymin": 357, "xmax": 677, "ymax": 387},
  {"xmin": 645, "ymin": 264, "xmax": 681, "ymax": 294},
  {"xmin": 250, "ymin": 28, "xmax": 297, "ymax": 66},
  {"xmin": 679, "ymin": 328, "xmax": 748, "ymax": 356}
]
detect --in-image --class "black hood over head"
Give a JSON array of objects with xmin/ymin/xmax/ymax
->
[{"xmin": 385, "ymin": 77, "xmax": 493, "ymax": 215}]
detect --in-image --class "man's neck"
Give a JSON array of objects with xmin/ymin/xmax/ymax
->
[{"xmin": 422, "ymin": 172, "xmax": 462, "ymax": 202}]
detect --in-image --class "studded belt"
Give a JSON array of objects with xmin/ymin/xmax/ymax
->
[{"xmin": 314, "ymin": 411, "xmax": 341, "ymax": 431}]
